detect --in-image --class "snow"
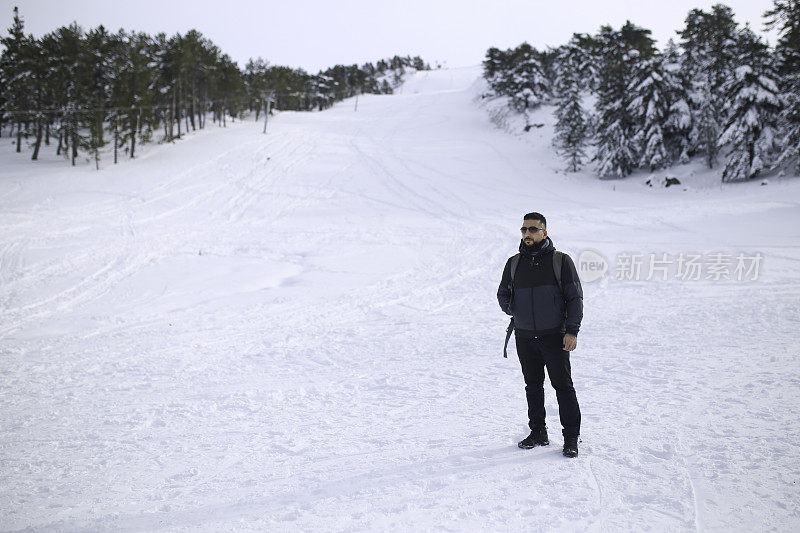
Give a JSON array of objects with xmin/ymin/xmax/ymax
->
[
  {"xmin": 734, "ymin": 65, "xmax": 753, "ymax": 79},
  {"xmin": 2, "ymin": 66, "xmax": 800, "ymax": 531}
]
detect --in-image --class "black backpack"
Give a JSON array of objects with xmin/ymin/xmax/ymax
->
[{"xmin": 503, "ymin": 251, "xmax": 564, "ymax": 358}]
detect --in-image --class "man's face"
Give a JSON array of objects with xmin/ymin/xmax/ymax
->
[{"xmin": 521, "ymin": 219, "xmax": 547, "ymax": 246}]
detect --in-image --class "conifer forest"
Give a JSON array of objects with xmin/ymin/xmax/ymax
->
[
  {"xmin": 482, "ymin": 2, "xmax": 799, "ymax": 182},
  {"xmin": 0, "ymin": 7, "xmax": 429, "ymax": 167}
]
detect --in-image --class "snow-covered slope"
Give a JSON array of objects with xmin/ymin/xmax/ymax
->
[{"xmin": 1, "ymin": 66, "xmax": 799, "ymax": 531}]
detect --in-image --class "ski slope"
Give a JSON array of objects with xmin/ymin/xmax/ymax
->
[{"xmin": 1, "ymin": 66, "xmax": 800, "ymax": 531}]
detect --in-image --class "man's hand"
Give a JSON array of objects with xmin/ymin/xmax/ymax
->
[{"xmin": 563, "ymin": 334, "xmax": 577, "ymax": 351}]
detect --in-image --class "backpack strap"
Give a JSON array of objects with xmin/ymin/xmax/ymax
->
[
  {"xmin": 503, "ymin": 318, "xmax": 514, "ymax": 358},
  {"xmin": 553, "ymin": 251, "xmax": 564, "ymax": 294},
  {"xmin": 508, "ymin": 253, "xmax": 521, "ymax": 288}
]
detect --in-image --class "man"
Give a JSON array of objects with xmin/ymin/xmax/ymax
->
[{"xmin": 497, "ymin": 212, "xmax": 583, "ymax": 458}]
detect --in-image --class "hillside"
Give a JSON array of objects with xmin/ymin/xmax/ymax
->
[{"xmin": 1, "ymin": 66, "xmax": 799, "ymax": 531}]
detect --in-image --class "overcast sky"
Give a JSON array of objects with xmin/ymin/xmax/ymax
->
[{"xmin": 9, "ymin": 0, "xmax": 779, "ymax": 72}]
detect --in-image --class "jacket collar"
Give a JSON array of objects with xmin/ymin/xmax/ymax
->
[{"xmin": 519, "ymin": 237, "xmax": 554, "ymax": 258}]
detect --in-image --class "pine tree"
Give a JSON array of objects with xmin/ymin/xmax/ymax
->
[
  {"xmin": 765, "ymin": 0, "xmax": 800, "ymax": 173},
  {"xmin": 82, "ymin": 25, "xmax": 114, "ymax": 167},
  {"xmin": 181, "ymin": 30, "xmax": 208, "ymax": 132},
  {"xmin": 718, "ymin": 29, "xmax": 782, "ymax": 182},
  {"xmin": 505, "ymin": 43, "xmax": 549, "ymax": 112},
  {"xmin": 628, "ymin": 56, "xmax": 670, "ymax": 170},
  {"xmin": 774, "ymin": 66, "xmax": 800, "ymax": 172},
  {"xmin": 679, "ymin": 4, "xmax": 740, "ymax": 168},
  {"xmin": 553, "ymin": 41, "xmax": 588, "ymax": 171},
  {"xmin": 482, "ymin": 47, "xmax": 506, "ymax": 96},
  {"xmin": 593, "ymin": 25, "xmax": 643, "ymax": 178},
  {"xmin": 568, "ymin": 33, "xmax": 601, "ymax": 92},
  {"xmin": 0, "ymin": 7, "xmax": 33, "ymax": 153},
  {"xmin": 125, "ymin": 32, "xmax": 156, "ymax": 155},
  {"xmin": 28, "ymin": 35, "xmax": 47, "ymax": 160},
  {"xmin": 662, "ymin": 39, "xmax": 692, "ymax": 163},
  {"xmin": 482, "ymin": 43, "xmax": 549, "ymax": 110},
  {"xmin": 245, "ymin": 57, "xmax": 270, "ymax": 117},
  {"xmin": 104, "ymin": 30, "xmax": 153, "ymax": 160},
  {"xmin": 49, "ymin": 23, "xmax": 85, "ymax": 165}
]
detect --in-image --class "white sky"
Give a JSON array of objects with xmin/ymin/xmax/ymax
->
[{"xmin": 8, "ymin": 0, "xmax": 779, "ymax": 72}]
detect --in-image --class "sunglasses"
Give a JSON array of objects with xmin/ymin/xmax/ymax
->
[{"xmin": 520, "ymin": 226, "xmax": 544, "ymax": 234}]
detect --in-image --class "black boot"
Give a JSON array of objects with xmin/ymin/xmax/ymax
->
[
  {"xmin": 518, "ymin": 426, "xmax": 549, "ymax": 449},
  {"xmin": 563, "ymin": 436, "xmax": 579, "ymax": 457}
]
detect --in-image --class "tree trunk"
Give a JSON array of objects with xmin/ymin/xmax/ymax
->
[
  {"xmin": 95, "ymin": 113, "xmax": 102, "ymax": 169},
  {"xmin": 96, "ymin": 107, "xmax": 104, "ymax": 145},
  {"xmin": 71, "ymin": 115, "xmax": 78, "ymax": 166},
  {"xmin": 131, "ymin": 109, "xmax": 139, "ymax": 158},
  {"xmin": 170, "ymin": 90, "xmax": 175, "ymax": 141},
  {"xmin": 16, "ymin": 121, "xmax": 22, "ymax": 153},
  {"xmin": 176, "ymin": 78, "xmax": 182, "ymax": 139},
  {"xmin": 114, "ymin": 114, "xmax": 118, "ymax": 164},
  {"xmin": 31, "ymin": 117, "xmax": 43, "ymax": 160},
  {"xmin": 56, "ymin": 117, "xmax": 64, "ymax": 156},
  {"xmin": 191, "ymin": 81, "xmax": 196, "ymax": 130},
  {"xmin": 45, "ymin": 120, "xmax": 50, "ymax": 146}
]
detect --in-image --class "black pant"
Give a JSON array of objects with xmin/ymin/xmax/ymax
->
[{"xmin": 515, "ymin": 332, "xmax": 581, "ymax": 438}]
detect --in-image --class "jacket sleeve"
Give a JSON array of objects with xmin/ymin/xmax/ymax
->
[
  {"xmin": 561, "ymin": 254, "xmax": 583, "ymax": 336},
  {"xmin": 497, "ymin": 257, "xmax": 513, "ymax": 316}
]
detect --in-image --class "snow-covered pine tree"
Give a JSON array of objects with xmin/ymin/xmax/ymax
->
[
  {"xmin": 689, "ymin": 80, "xmax": 721, "ymax": 168},
  {"xmin": 774, "ymin": 62, "xmax": 800, "ymax": 173},
  {"xmin": 482, "ymin": 47, "xmax": 512, "ymax": 97},
  {"xmin": 506, "ymin": 43, "xmax": 549, "ymax": 113},
  {"xmin": 575, "ymin": 38, "xmax": 598, "ymax": 93},
  {"xmin": 537, "ymin": 48, "xmax": 560, "ymax": 95},
  {"xmin": 765, "ymin": 0, "xmax": 800, "ymax": 173},
  {"xmin": 553, "ymin": 41, "xmax": 588, "ymax": 171},
  {"xmin": 718, "ymin": 28, "xmax": 782, "ymax": 182},
  {"xmin": 662, "ymin": 39, "xmax": 692, "ymax": 163},
  {"xmin": 679, "ymin": 5, "xmax": 740, "ymax": 168},
  {"xmin": 593, "ymin": 24, "xmax": 648, "ymax": 178},
  {"xmin": 628, "ymin": 56, "xmax": 670, "ymax": 170}
]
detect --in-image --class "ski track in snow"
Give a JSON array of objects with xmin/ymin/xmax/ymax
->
[{"xmin": 1, "ymin": 66, "xmax": 800, "ymax": 531}]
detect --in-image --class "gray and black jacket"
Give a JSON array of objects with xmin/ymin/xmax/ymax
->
[{"xmin": 497, "ymin": 238, "xmax": 583, "ymax": 336}]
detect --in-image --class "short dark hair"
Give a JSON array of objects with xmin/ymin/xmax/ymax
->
[{"xmin": 523, "ymin": 212, "xmax": 546, "ymax": 228}]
